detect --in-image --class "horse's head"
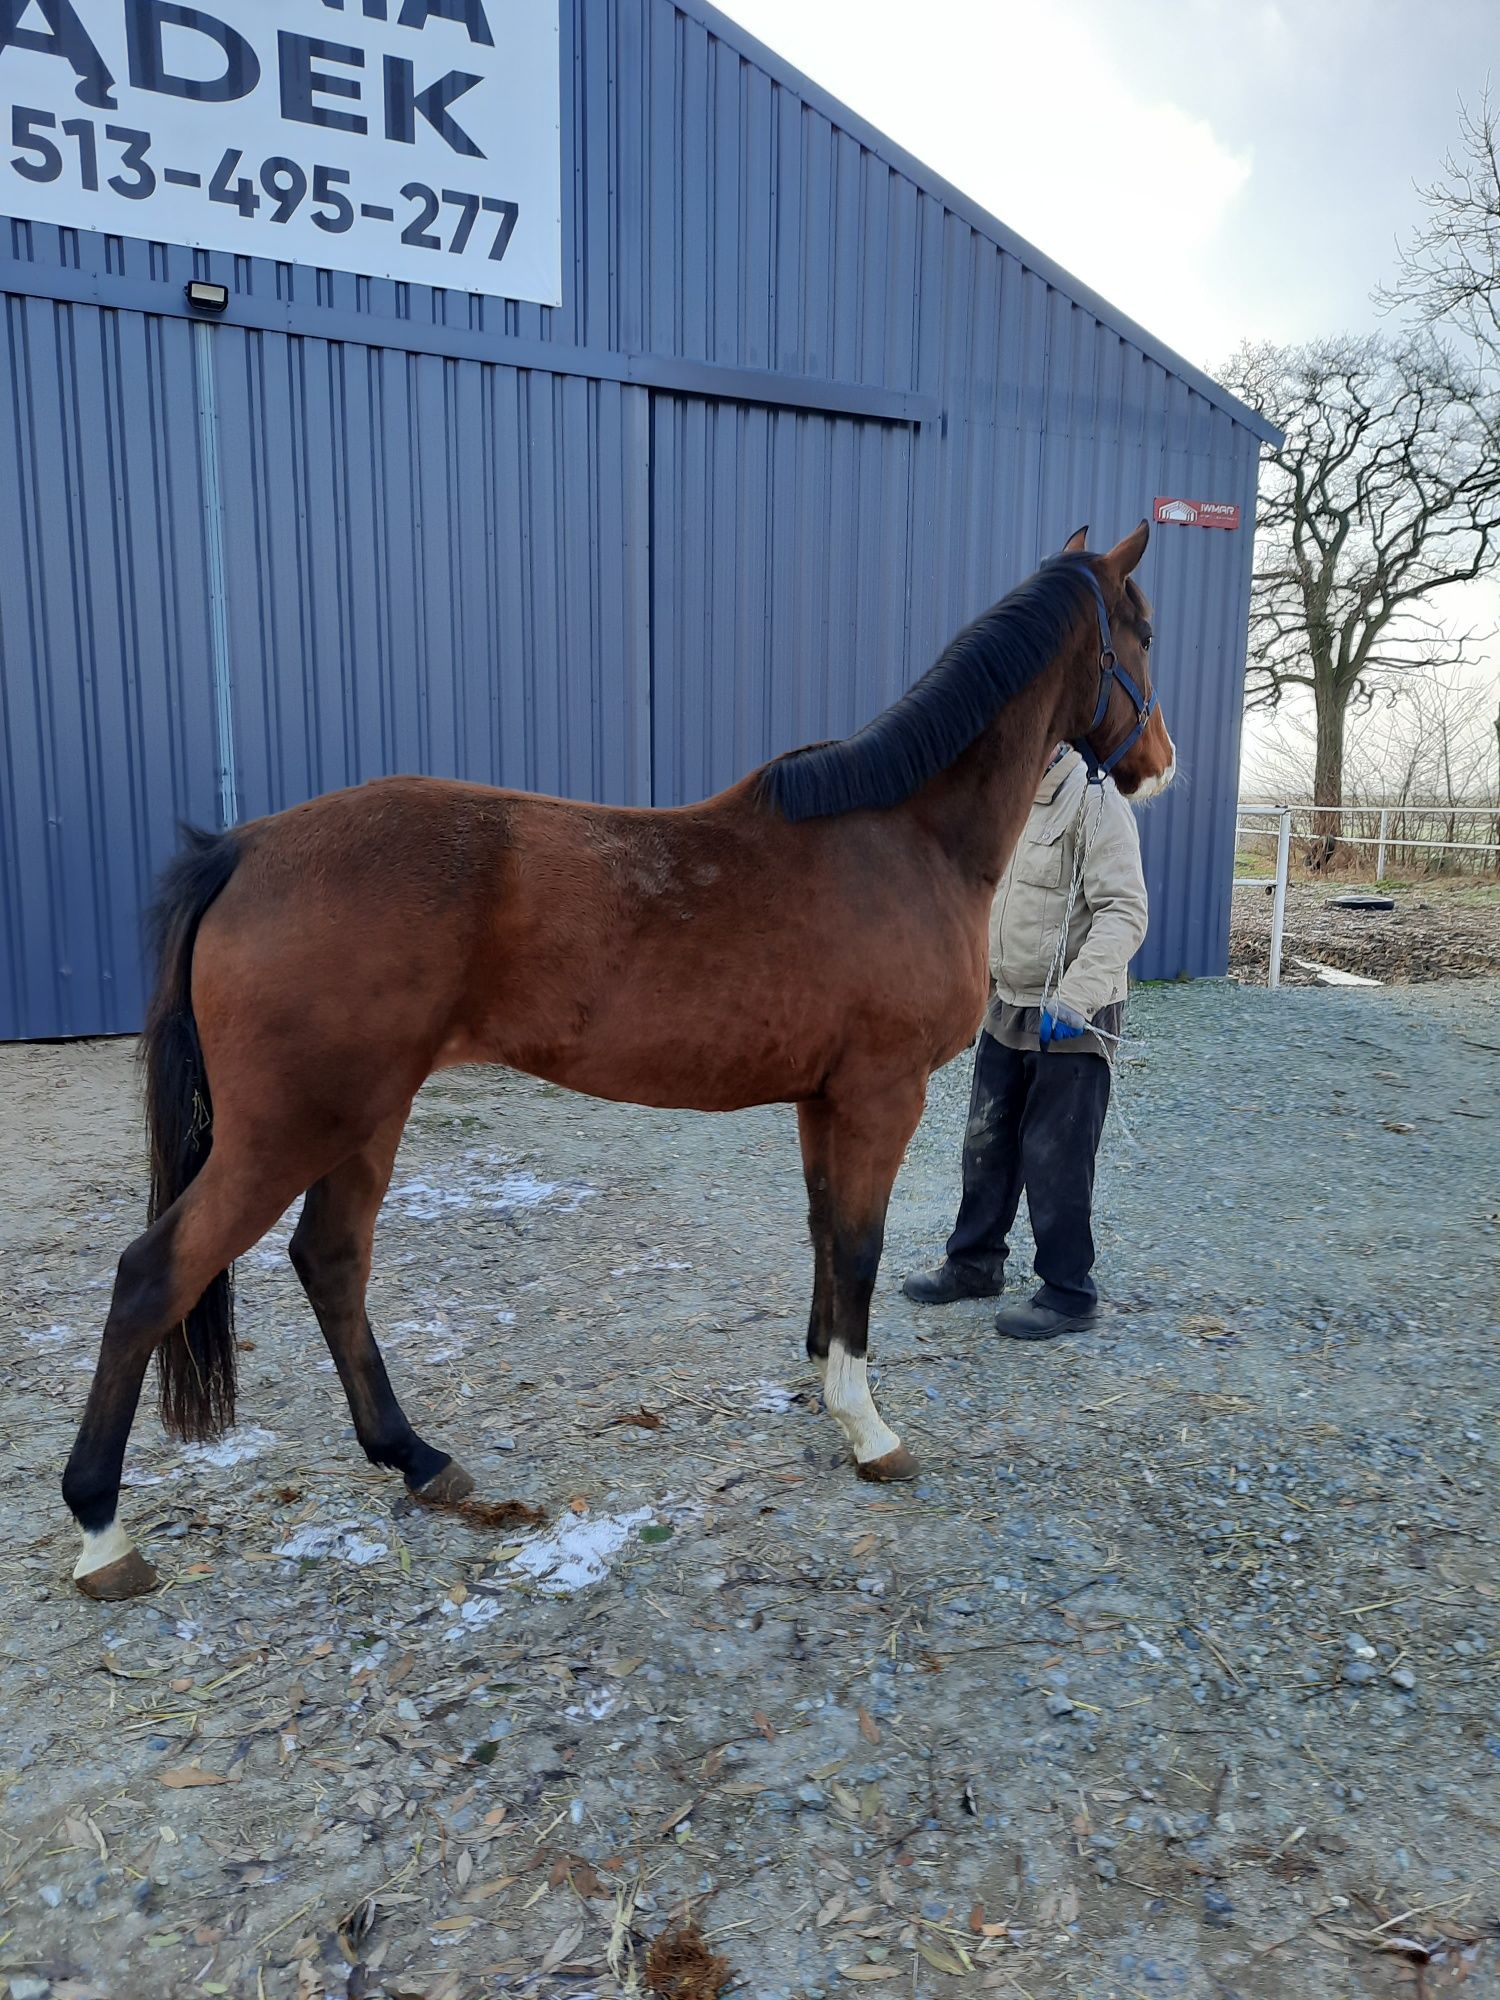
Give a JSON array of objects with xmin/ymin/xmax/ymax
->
[{"xmin": 1060, "ymin": 522, "xmax": 1176, "ymax": 799}]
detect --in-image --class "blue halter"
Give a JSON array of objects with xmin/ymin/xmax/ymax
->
[{"xmin": 1073, "ymin": 568, "xmax": 1157, "ymax": 784}]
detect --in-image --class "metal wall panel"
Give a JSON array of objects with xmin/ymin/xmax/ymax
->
[
  {"xmin": 650, "ymin": 395, "xmax": 914, "ymax": 804},
  {"xmin": 1, "ymin": 0, "xmax": 1270, "ymax": 1036},
  {"xmin": 0, "ymin": 292, "xmax": 222, "ymax": 1038},
  {"xmin": 209, "ymin": 336, "xmax": 652, "ymax": 816}
]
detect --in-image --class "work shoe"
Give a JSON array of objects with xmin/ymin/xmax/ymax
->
[
  {"xmin": 902, "ymin": 1260, "xmax": 1005, "ymax": 1305},
  {"xmin": 994, "ymin": 1296, "xmax": 1099, "ymax": 1342}
]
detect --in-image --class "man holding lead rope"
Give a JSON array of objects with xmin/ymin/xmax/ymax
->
[{"xmin": 904, "ymin": 742, "xmax": 1150, "ymax": 1341}]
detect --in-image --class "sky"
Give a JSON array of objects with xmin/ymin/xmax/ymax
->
[
  {"xmin": 714, "ymin": 0, "xmax": 1491, "ymax": 371},
  {"xmin": 715, "ymin": 0, "xmax": 1500, "ymax": 787}
]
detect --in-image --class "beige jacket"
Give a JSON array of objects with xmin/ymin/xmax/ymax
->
[{"xmin": 987, "ymin": 749, "xmax": 1149, "ymax": 1021}]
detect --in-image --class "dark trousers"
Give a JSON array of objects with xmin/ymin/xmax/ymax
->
[{"xmin": 945, "ymin": 1031, "xmax": 1112, "ymax": 1312}]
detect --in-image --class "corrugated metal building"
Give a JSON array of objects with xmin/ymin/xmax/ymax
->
[{"xmin": 0, "ymin": 0, "xmax": 1275, "ymax": 1041}]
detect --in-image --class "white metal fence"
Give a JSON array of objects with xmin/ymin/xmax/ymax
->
[
  {"xmin": 1234, "ymin": 806, "xmax": 1293, "ymax": 988},
  {"xmin": 1233, "ymin": 800, "xmax": 1500, "ymax": 989},
  {"xmin": 1240, "ymin": 801, "xmax": 1500, "ymax": 874}
]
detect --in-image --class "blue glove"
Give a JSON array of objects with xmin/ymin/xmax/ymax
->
[{"xmin": 1039, "ymin": 1001, "xmax": 1087, "ymax": 1045}]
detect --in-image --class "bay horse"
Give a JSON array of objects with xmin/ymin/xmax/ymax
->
[{"xmin": 62, "ymin": 522, "xmax": 1173, "ymax": 1600}]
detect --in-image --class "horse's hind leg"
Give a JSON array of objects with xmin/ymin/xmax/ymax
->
[
  {"xmin": 63, "ymin": 1151, "xmax": 309, "ymax": 1599},
  {"xmin": 289, "ymin": 1114, "xmax": 474, "ymax": 1507},
  {"xmin": 796, "ymin": 1078, "xmax": 927, "ymax": 1483}
]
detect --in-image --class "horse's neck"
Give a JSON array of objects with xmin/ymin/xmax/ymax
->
[{"xmin": 911, "ymin": 691, "xmax": 1061, "ymax": 883}]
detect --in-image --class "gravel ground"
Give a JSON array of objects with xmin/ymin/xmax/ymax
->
[
  {"xmin": 1230, "ymin": 879, "xmax": 1500, "ymax": 985},
  {"xmin": 2, "ymin": 979, "xmax": 1498, "ymax": 2000}
]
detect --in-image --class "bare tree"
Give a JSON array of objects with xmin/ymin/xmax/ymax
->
[
  {"xmin": 1385, "ymin": 92, "xmax": 1500, "ymax": 384},
  {"xmin": 1379, "ymin": 664, "xmax": 1500, "ymax": 834},
  {"xmin": 1222, "ymin": 336, "xmax": 1500, "ymax": 853},
  {"xmin": 1244, "ymin": 664, "xmax": 1500, "ymax": 872}
]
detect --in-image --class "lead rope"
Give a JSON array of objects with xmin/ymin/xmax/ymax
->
[
  {"xmin": 1039, "ymin": 779, "xmax": 1104, "ymax": 1022},
  {"xmin": 1037, "ymin": 779, "xmax": 1141, "ymax": 1152}
]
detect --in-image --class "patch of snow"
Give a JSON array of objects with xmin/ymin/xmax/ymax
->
[
  {"xmin": 180, "ymin": 1425, "xmax": 279, "ymax": 1468},
  {"xmin": 386, "ymin": 1317, "xmax": 448, "ymax": 1347},
  {"xmin": 490, "ymin": 1169, "xmax": 589, "ymax": 1211},
  {"xmin": 609, "ymin": 1256, "xmax": 692, "ymax": 1277},
  {"xmin": 508, "ymin": 1508, "xmax": 653, "ymax": 1596},
  {"xmin": 386, "ymin": 1157, "xmax": 594, "ymax": 1224},
  {"xmin": 385, "ymin": 1179, "xmax": 473, "ymax": 1221},
  {"xmin": 25, "ymin": 1323, "xmax": 73, "ymax": 1347},
  {"xmin": 274, "ymin": 1521, "xmax": 388, "ymax": 1566},
  {"xmin": 565, "ymin": 1684, "xmax": 624, "ymax": 1722},
  {"xmin": 751, "ymin": 1381, "xmax": 799, "ymax": 1413},
  {"xmin": 444, "ymin": 1593, "xmax": 505, "ymax": 1638}
]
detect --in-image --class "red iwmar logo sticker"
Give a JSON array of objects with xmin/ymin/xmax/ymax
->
[{"xmin": 1154, "ymin": 497, "xmax": 1241, "ymax": 530}]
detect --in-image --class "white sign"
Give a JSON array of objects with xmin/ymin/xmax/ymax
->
[{"xmin": 0, "ymin": 1, "xmax": 562, "ymax": 305}]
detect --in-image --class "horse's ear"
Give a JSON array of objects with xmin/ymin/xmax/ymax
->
[
  {"xmin": 1102, "ymin": 519, "xmax": 1150, "ymax": 578},
  {"xmin": 1062, "ymin": 525, "xmax": 1088, "ymax": 553}
]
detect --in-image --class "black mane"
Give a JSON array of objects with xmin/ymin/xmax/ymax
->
[{"xmin": 755, "ymin": 554, "xmax": 1097, "ymax": 821}]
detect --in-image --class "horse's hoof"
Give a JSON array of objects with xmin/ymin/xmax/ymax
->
[
  {"xmin": 76, "ymin": 1550, "xmax": 160, "ymax": 1601},
  {"xmin": 856, "ymin": 1444, "xmax": 922, "ymax": 1484},
  {"xmin": 412, "ymin": 1458, "xmax": 477, "ymax": 1508}
]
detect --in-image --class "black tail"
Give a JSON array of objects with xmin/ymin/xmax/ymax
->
[{"xmin": 141, "ymin": 825, "xmax": 242, "ymax": 1442}]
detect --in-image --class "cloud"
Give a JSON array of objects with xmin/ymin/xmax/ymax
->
[{"xmin": 716, "ymin": 0, "xmax": 1254, "ymax": 365}]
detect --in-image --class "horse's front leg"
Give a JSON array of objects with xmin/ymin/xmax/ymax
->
[{"xmin": 796, "ymin": 1080, "xmax": 926, "ymax": 1482}]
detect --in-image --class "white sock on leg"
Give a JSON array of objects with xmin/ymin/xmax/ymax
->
[
  {"xmin": 818, "ymin": 1343, "xmax": 901, "ymax": 1463},
  {"xmin": 73, "ymin": 1518, "xmax": 135, "ymax": 1581}
]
